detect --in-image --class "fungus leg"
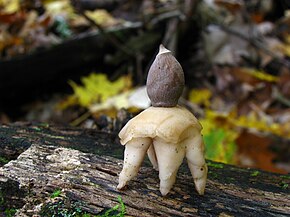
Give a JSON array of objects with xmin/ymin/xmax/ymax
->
[
  {"xmin": 147, "ymin": 144, "xmax": 158, "ymax": 170},
  {"xmin": 184, "ymin": 130, "xmax": 207, "ymax": 195},
  {"xmin": 153, "ymin": 139, "xmax": 185, "ymax": 196},
  {"xmin": 117, "ymin": 137, "xmax": 151, "ymax": 190}
]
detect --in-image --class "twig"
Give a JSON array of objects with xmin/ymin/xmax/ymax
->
[
  {"xmin": 272, "ymin": 87, "xmax": 290, "ymax": 107},
  {"xmin": 179, "ymin": 98, "xmax": 204, "ymax": 117},
  {"xmin": 70, "ymin": 111, "xmax": 91, "ymax": 127},
  {"xmin": 78, "ymin": 10, "xmax": 134, "ymax": 57},
  {"xmin": 162, "ymin": 18, "xmax": 179, "ymax": 55},
  {"xmin": 218, "ymin": 24, "xmax": 290, "ymax": 68},
  {"xmin": 149, "ymin": 10, "xmax": 184, "ymax": 27}
]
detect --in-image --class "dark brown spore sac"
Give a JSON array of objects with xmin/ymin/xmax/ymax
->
[{"xmin": 146, "ymin": 46, "xmax": 185, "ymax": 107}]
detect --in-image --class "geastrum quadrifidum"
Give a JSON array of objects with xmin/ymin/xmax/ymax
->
[{"xmin": 117, "ymin": 45, "xmax": 208, "ymax": 196}]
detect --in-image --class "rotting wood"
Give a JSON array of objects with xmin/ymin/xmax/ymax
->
[{"xmin": 0, "ymin": 123, "xmax": 289, "ymax": 216}]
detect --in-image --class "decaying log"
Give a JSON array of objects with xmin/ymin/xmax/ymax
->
[{"xmin": 0, "ymin": 123, "xmax": 289, "ymax": 216}]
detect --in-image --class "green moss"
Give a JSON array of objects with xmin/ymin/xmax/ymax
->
[
  {"xmin": 41, "ymin": 196, "xmax": 126, "ymax": 217},
  {"xmin": 0, "ymin": 191, "xmax": 17, "ymax": 216},
  {"xmin": 208, "ymin": 171, "xmax": 218, "ymax": 179},
  {"xmin": 50, "ymin": 189, "xmax": 62, "ymax": 198},
  {"xmin": 281, "ymin": 175, "xmax": 290, "ymax": 179},
  {"xmin": 207, "ymin": 161, "xmax": 224, "ymax": 169},
  {"xmin": 250, "ymin": 171, "xmax": 260, "ymax": 177},
  {"xmin": 204, "ymin": 128, "xmax": 237, "ymax": 164},
  {"xmin": 226, "ymin": 177, "xmax": 235, "ymax": 181},
  {"xmin": 98, "ymin": 196, "xmax": 126, "ymax": 217},
  {"xmin": 38, "ymin": 123, "xmax": 50, "ymax": 128},
  {"xmin": 44, "ymin": 134, "xmax": 66, "ymax": 140},
  {"xmin": 0, "ymin": 156, "xmax": 9, "ymax": 164},
  {"xmin": 0, "ymin": 191, "xmax": 4, "ymax": 205},
  {"xmin": 33, "ymin": 127, "xmax": 42, "ymax": 131},
  {"xmin": 5, "ymin": 208, "xmax": 17, "ymax": 217},
  {"xmin": 280, "ymin": 182, "xmax": 288, "ymax": 190},
  {"xmin": 40, "ymin": 199, "xmax": 83, "ymax": 216}
]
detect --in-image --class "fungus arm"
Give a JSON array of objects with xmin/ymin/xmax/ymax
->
[
  {"xmin": 147, "ymin": 144, "xmax": 158, "ymax": 170},
  {"xmin": 153, "ymin": 138, "xmax": 186, "ymax": 196},
  {"xmin": 184, "ymin": 128, "xmax": 207, "ymax": 195},
  {"xmin": 117, "ymin": 137, "xmax": 152, "ymax": 189}
]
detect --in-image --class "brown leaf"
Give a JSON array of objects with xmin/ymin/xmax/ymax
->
[
  {"xmin": 231, "ymin": 67, "xmax": 260, "ymax": 85},
  {"xmin": 236, "ymin": 130, "xmax": 286, "ymax": 173},
  {"xmin": 277, "ymin": 71, "xmax": 290, "ymax": 98},
  {"xmin": 214, "ymin": 0, "xmax": 242, "ymax": 13},
  {"xmin": 0, "ymin": 11, "xmax": 26, "ymax": 24}
]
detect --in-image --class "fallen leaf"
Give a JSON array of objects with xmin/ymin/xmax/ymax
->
[
  {"xmin": 0, "ymin": 0, "xmax": 20, "ymax": 13},
  {"xmin": 203, "ymin": 128, "xmax": 237, "ymax": 164},
  {"xmin": 243, "ymin": 68, "xmax": 279, "ymax": 82},
  {"xmin": 85, "ymin": 9, "xmax": 121, "ymax": 27},
  {"xmin": 189, "ymin": 88, "xmax": 212, "ymax": 107},
  {"xmin": 236, "ymin": 130, "xmax": 286, "ymax": 173},
  {"xmin": 68, "ymin": 73, "xmax": 132, "ymax": 107},
  {"xmin": 89, "ymin": 86, "xmax": 151, "ymax": 114}
]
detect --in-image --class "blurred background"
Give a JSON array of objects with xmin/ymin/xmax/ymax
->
[{"xmin": 0, "ymin": 0, "xmax": 290, "ymax": 174}]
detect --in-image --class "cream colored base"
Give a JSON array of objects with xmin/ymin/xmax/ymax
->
[{"xmin": 117, "ymin": 106, "xmax": 207, "ymax": 196}]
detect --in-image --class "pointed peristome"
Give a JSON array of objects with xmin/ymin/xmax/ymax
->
[
  {"xmin": 146, "ymin": 44, "xmax": 185, "ymax": 107},
  {"xmin": 158, "ymin": 44, "xmax": 171, "ymax": 55}
]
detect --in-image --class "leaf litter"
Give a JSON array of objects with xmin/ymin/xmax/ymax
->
[{"xmin": 0, "ymin": 0, "xmax": 290, "ymax": 174}]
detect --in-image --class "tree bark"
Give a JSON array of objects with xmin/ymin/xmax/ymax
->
[{"xmin": 0, "ymin": 123, "xmax": 289, "ymax": 216}]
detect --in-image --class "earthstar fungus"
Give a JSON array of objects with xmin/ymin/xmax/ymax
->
[{"xmin": 117, "ymin": 45, "xmax": 207, "ymax": 196}]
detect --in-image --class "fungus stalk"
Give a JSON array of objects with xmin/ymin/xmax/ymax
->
[{"xmin": 117, "ymin": 45, "xmax": 207, "ymax": 196}]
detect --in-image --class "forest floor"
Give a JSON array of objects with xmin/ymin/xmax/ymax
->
[{"xmin": 0, "ymin": 0, "xmax": 290, "ymax": 175}]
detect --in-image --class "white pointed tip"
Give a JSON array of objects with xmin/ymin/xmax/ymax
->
[
  {"xmin": 194, "ymin": 178, "xmax": 206, "ymax": 195},
  {"xmin": 153, "ymin": 166, "xmax": 159, "ymax": 171},
  {"xmin": 158, "ymin": 44, "xmax": 171, "ymax": 56},
  {"xmin": 117, "ymin": 180, "xmax": 127, "ymax": 190},
  {"xmin": 160, "ymin": 187, "xmax": 170, "ymax": 196}
]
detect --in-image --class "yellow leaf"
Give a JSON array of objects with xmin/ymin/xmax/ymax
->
[
  {"xmin": 233, "ymin": 113, "xmax": 284, "ymax": 137},
  {"xmin": 189, "ymin": 88, "xmax": 212, "ymax": 107},
  {"xmin": 0, "ymin": 0, "xmax": 19, "ymax": 13},
  {"xmin": 56, "ymin": 95, "xmax": 78, "ymax": 110},
  {"xmin": 85, "ymin": 9, "xmax": 120, "ymax": 27},
  {"xmin": 89, "ymin": 91, "xmax": 131, "ymax": 113},
  {"xmin": 244, "ymin": 68, "xmax": 278, "ymax": 82},
  {"xmin": 199, "ymin": 114, "xmax": 216, "ymax": 135},
  {"xmin": 200, "ymin": 110, "xmax": 238, "ymax": 164},
  {"xmin": 67, "ymin": 73, "xmax": 131, "ymax": 108},
  {"xmin": 283, "ymin": 34, "xmax": 290, "ymax": 57},
  {"xmin": 200, "ymin": 106, "xmax": 290, "ymax": 163},
  {"xmin": 206, "ymin": 109, "xmax": 290, "ymax": 139},
  {"xmin": 44, "ymin": 0, "xmax": 75, "ymax": 19},
  {"xmin": 89, "ymin": 86, "xmax": 151, "ymax": 114}
]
